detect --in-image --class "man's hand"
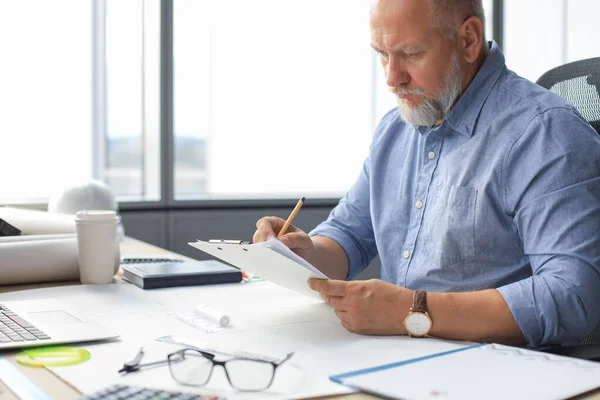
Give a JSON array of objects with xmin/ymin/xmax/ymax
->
[
  {"xmin": 308, "ymin": 278, "xmax": 412, "ymax": 335},
  {"xmin": 253, "ymin": 216, "xmax": 315, "ymax": 262},
  {"xmin": 252, "ymin": 217, "xmax": 349, "ymax": 280}
]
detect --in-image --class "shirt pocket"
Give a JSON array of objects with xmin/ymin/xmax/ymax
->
[{"xmin": 421, "ymin": 185, "xmax": 478, "ymax": 268}]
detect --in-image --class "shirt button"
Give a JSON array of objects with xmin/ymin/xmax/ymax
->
[
  {"xmin": 415, "ymin": 200, "xmax": 423, "ymax": 209},
  {"xmin": 403, "ymin": 250, "xmax": 410, "ymax": 259},
  {"xmin": 428, "ymin": 151, "xmax": 436, "ymax": 159}
]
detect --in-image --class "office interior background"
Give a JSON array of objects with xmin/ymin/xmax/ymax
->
[{"xmin": 1, "ymin": 0, "xmax": 598, "ymax": 279}]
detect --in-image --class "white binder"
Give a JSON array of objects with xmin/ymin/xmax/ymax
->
[{"xmin": 188, "ymin": 237, "xmax": 328, "ymax": 300}]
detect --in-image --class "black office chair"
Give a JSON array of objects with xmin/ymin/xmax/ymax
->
[{"xmin": 535, "ymin": 57, "xmax": 600, "ymax": 361}]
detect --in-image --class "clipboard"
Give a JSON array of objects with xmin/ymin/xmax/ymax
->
[{"xmin": 188, "ymin": 237, "xmax": 328, "ymax": 300}]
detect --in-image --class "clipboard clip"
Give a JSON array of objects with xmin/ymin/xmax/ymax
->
[{"xmin": 208, "ymin": 239, "xmax": 251, "ymax": 245}]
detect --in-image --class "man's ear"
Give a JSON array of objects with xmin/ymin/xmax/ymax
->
[{"xmin": 459, "ymin": 16, "xmax": 484, "ymax": 63}]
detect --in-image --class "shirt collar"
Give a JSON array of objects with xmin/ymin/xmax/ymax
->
[{"xmin": 443, "ymin": 40, "xmax": 506, "ymax": 138}]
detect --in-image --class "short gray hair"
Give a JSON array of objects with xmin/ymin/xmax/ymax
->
[{"xmin": 430, "ymin": 0, "xmax": 486, "ymax": 40}]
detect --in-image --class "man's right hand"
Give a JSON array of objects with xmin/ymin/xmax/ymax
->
[{"xmin": 253, "ymin": 216, "xmax": 315, "ymax": 262}]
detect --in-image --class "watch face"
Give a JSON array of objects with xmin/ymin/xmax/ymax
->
[{"xmin": 405, "ymin": 312, "xmax": 432, "ymax": 336}]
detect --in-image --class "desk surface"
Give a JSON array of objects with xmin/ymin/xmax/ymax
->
[
  {"xmin": 0, "ymin": 237, "xmax": 376, "ymax": 400},
  {"xmin": 0, "ymin": 237, "xmax": 598, "ymax": 400}
]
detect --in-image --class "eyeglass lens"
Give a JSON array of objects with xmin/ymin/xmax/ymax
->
[
  {"xmin": 225, "ymin": 358, "xmax": 275, "ymax": 391},
  {"xmin": 170, "ymin": 351, "xmax": 213, "ymax": 386},
  {"xmin": 169, "ymin": 349, "xmax": 277, "ymax": 391}
]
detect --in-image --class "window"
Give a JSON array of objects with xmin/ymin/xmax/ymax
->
[
  {"xmin": 105, "ymin": 0, "xmax": 161, "ymax": 201},
  {"xmin": 173, "ymin": 0, "xmax": 373, "ymax": 200},
  {"xmin": 105, "ymin": 0, "xmax": 144, "ymax": 198},
  {"xmin": 1, "ymin": 1, "xmax": 508, "ymax": 205},
  {"xmin": 0, "ymin": 1, "xmax": 93, "ymax": 202},
  {"xmin": 0, "ymin": 0, "xmax": 161, "ymax": 204},
  {"xmin": 504, "ymin": 0, "xmax": 600, "ymax": 82}
]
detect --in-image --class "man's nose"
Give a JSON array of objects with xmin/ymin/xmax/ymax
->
[{"xmin": 386, "ymin": 58, "xmax": 410, "ymax": 88}]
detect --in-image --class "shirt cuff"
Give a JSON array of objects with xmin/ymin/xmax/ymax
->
[
  {"xmin": 497, "ymin": 279, "xmax": 547, "ymax": 346},
  {"xmin": 309, "ymin": 225, "xmax": 364, "ymax": 280}
]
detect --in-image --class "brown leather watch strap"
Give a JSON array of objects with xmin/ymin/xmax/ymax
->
[{"xmin": 412, "ymin": 290, "xmax": 428, "ymax": 313}]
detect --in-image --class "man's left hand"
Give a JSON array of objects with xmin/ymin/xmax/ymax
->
[{"xmin": 308, "ymin": 278, "xmax": 412, "ymax": 335}]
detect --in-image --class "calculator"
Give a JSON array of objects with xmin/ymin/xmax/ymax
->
[{"xmin": 80, "ymin": 384, "xmax": 225, "ymax": 400}]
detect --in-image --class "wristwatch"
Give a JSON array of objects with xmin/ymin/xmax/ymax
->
[{"xmin": 403, "ymin": 290, "xmax": 432, "ymax": 337}]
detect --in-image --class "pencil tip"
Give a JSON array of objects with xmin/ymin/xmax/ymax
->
[{"xmin": 300, "ymin": 197, "xmax": 305, "ymax": 202}]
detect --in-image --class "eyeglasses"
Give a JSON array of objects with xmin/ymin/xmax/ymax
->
[{"xmin": 167, "ymin": 348, "xmax": 294, "ymax": 392}]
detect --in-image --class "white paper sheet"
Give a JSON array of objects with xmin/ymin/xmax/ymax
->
[
  {"xmin": 188, "ymin": 238, "xmax": 327, "ymax": 301},
  {"xmin": 0, "ymin": 281, "xmax": 470, "ymax": 400},
  {"xmin": 334, "ymin": 343, "xmax": 600, "ymax": 400},
  {"xmin": 255, "ymin": 238, "xmax": 326, "ymax": 278}
]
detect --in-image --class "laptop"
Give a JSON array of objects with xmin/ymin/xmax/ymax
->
[{"xmin": 0, "ymin": 299, "xmax": 119, "ymax": 350}]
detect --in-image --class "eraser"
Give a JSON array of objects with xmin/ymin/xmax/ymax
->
[{"xmin": 194, "ymin": 304, "xmax": 230, "ymax": 326}]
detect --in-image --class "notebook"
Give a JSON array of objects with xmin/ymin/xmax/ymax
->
[
  {"xmin": 189, "ymin": 238, "xmax": 328, "ymax": 300},
  {"xmin": 330, "ymin": 343, "xmax": 600, "ymax": 400},
  {"xmin": 0, "ymin": 299, "xmax": 119, "ymax": 350},
  {"xmin": 121, "ymin": 260, "xmax": 242, "ymax": 289}
]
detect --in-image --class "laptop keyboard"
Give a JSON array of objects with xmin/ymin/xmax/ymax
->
[
  {"xmin": 80, "ymin": 384, "xmax": 225, "ymax": 400},
  {"xmin": 0, "ymin": 304, "xmax": 51, "ymax": 343}
]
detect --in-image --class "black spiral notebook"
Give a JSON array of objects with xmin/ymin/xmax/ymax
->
[{"xmin": 121, "ymin": 258, "xmax": 242, "ymax": 289}]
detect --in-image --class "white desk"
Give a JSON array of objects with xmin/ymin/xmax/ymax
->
[{"xmin": 0, "ymin": 238, "xmax": 598, "ymax": 400}]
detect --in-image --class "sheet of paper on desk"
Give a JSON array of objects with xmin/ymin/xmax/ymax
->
[
  {"xmin": 0, "ymin": 280, "xmax": 471, "ymax": 400},
  {"xmin": 0, "ymin": 283, "xmax": 165, "ymax": 321},
  {"xmin": 45, "ymin": 321, "xmax": 466, "ymax": 400},
  {"xmin": 332, "ymin": 343, "xmax": 600, "ymax": 400},
  {"xmin": 48, "ymin": 338, "xmax": 306, "ymax": 400},
  {"xmin": 189, "ymin": 237, "xmax": 327, "ymax": 301}
]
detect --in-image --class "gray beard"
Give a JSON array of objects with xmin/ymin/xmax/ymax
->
[{"xmin": 395, "ymin": 53, "xmax": 463, "ymax": 127}]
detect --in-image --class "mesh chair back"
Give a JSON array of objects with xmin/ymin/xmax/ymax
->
[
  {"xmin": 536, "ymin": 58, "xmax": 600, "ymax": 345},
  {"xmin": 536, "ymin": 57, "xmax": 600, "ymax": 133},
  {"xmin": 580, "ymin": 321, "xmax": 600, "ymax": 344}
]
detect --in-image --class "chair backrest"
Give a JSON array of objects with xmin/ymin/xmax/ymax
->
[
  {"xmin": 580, "ymin": 322, "xmax": 600, "ymax": 344},
  {"xmin": 536, "ymin": 58, "xmax": 600, "ymax": 345},
  {"xmin": 536, "ymin": 57, "xmax": 600, "ymax": 134}
]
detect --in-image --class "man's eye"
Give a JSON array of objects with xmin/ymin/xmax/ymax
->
[
  {"xmin": 405, "ymin": 52, "xmax": 422, "ymax": 58},
  {"xmin": 378, "ymin": 51, "xmax": 389, "ymax": 58}
]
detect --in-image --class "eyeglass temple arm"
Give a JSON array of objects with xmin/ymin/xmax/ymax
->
[{"xmin": 274, "ymin": 352, "xmax": 294, "ymax": 366}]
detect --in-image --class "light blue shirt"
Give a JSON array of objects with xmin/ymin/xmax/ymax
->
[{"xmin": 311, "ymin": 42, "xmax": 600, "ymax": 346}]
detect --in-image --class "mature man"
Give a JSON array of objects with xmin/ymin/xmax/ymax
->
[{"xmin": 254, "ymin": 0, "xmax": 600, "ymax": 346}]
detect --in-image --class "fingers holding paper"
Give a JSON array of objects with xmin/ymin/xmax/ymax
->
[
  {"xmin": 253, "ymin": 216, "xmax": 285, "ymax": 242},
  {"xmin": 254, "ymin": 216, "xmax": 315, "ymax": 260},
  {"xmin": 308, "ymin": 278, "xmax": 411, "ymax": 336},
  {"xmin": 254, "ymin": 216, "xmax": 302, "ymax": 242}
]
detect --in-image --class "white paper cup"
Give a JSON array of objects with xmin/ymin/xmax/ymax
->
[{"xmin": 75, "ymin": 210, "xmax": 120, "ymax": 284}]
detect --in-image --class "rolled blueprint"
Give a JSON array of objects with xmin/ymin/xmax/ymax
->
[
  {"xmin": 0, "ymin": 238, "xmax": 79, "ymax": 285},
  {"xmin": 0, "ymin": 233, "xmax": 76, "ymax": 244},
  {"xmin": 0, "ymin": 207, "xmax": 76, "ymax": 235}
]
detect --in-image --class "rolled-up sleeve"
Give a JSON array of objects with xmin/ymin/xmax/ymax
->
[
  {"xmin": 498, "ymin": 108, "xmax": 600, "ymax": 346},
  {"xmin": 310, "ymin": 154, "xmax": 378, "ymax": 280}
]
